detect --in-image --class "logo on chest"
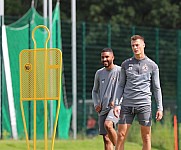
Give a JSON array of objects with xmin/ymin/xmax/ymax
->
[
  {"xmin": 101, "ymin": 76, "xmax": 116, "ymax": 84},
  {"xmin": 128, "ymin": 64, "xmax": 133, "ymax": 70},
  {"xmin": 142, "ymin": 64, "xmax": 148, "ymax": 72},
  {"xmin": 101, "ymin": 79, "xmax": 105, "ymax": 83}
]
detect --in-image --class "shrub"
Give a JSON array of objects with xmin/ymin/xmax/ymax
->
[{"xmin": 152, "ymin": 110, "xmax": 174, "ymax": 150}]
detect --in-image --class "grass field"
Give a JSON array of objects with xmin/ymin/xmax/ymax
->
[
  {"xmin": 0, "ymin": 136, "xmax": 159, "ymax": 150},
  {"xmin": 0, "ymin": 110, "xmax": 175, "ymax": 149}
]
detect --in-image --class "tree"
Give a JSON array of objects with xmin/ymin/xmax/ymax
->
[{"xmin": 4, "ymin": 0, "xmax": 181, "ymax": 29}]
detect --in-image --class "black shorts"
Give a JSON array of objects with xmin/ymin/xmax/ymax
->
[
  {"xmin": 99, "ymin": 109, "xmax": 119, "ymax": 135},
  {"xmin": 118, "ymin": 105, "xmax": 152, "ymax": 126}
]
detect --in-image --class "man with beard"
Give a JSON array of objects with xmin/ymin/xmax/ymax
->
[{"xmin": 92, "ymin": 48, "xmax": 121, "ymax": 150}]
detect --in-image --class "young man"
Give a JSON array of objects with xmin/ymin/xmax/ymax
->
[
  {"xmin": 92, "ymin": 48, "xmax": 121, "ymax": 150},
  {"xmin": 114, "ymin": 35, "xmax": 163, "ymax": 150}
]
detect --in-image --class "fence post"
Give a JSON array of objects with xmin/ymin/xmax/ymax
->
[
  {"xmin": 82, "ymin": 22, "xmax": 87, "ymax": 135},
  {"xmin": 28, "ymin": 20, "xmax": 32, "ymax": 140},
  {"xmin": 177, "ymin": 30, "xmax": 181, "ymax": 149},
  {"xmin": 132, "ymin": 26, "xmax": 135, "ymax": 35},
  {"xmin": 0, "ymin": 15, "xmax": 2, "ymax": 139},
  {"xmin": 155, "ymin": 28, "xmax": 159, "ymax": 64},
  {"xmin": 107, "ymin": 24, "xmax": 111, "ymax": 48}
]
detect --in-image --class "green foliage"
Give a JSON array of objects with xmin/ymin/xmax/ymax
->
[
  {"xmin": 5, "ymin": 0, "xmax": 22, "ymax": 16},
  {"xmin": 126, "ymin": 109, "xmax": 174, "ymax": 150},
  {"xmin": 127, "ymin": 121, "xmax": 142, "ymax": 144},
  {"xmin": 148, "ymin": 0, "xmax": 180, "ymax": 28},
  {"xmin": 2, "ymin": 130, "xmax": 10, "ymax": 140},
  {"xmin": 152, "ymin": 110, "xmax": 174, "ymax": 150},
  {"xmin": 4, "ymin": 0, "xmax": 181, "ymax": 29},
  {"xmin": 74, "ymin": 0, "xmax": 181, "ymax": 29}
]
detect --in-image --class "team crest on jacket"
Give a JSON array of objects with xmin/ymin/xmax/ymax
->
[
  {"xmin": 128, "ymin": 67, "xmax": 132, "ymax": 70},
  {"xmin": 142, "ymin": 64, "xmax": 148, "ymax": 71},
  {"xmin": 128, "ymin": 64, "xmax": 133, "ymax": 70},
  {"xmin": 101, "ymin": 79, "xmax": 105, "ymax": 83}
]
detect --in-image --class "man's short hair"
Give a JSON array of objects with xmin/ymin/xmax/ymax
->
[
  {"xmin": 131, "ymin": 35, "xmax": 144, "ymax": 42},
  {"xmin": 101, "ymin": 48, "xmax": 113, "ymax": 53}
]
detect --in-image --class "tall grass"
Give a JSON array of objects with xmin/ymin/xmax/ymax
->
[{"xmin": 126, "ymin": 109, "xmax": 174, "ymax": 150}]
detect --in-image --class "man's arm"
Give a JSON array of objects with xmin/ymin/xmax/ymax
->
[
  {"xmin": 92, "ymin": 71, "xmax": 101, "ymax": 112},
  {"xmin": 113, "ymin": 68, "xmax": 126, "ymax": 118},
  {"xmin": 152, "ymin": 68, "xmax": 163, "ymax": 111},
  {"xmin": 114, "ymin": 68, "xmax": 126, "ymax": 106},
  {"xmin": 152, "ymin": 67, "xmax": 163, "ymax": 121}
]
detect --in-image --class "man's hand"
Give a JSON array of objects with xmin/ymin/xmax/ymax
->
[
  {"xmin": 156, "ymin": 110, "xmax": 163, "ymax": 121},
  {"xmin": 113, "ymin": 106, "xmax": 120, "ymax": 118},
  {"xmin": 95, "ymin": 105, "xmax": 101, "ymax": 113},
  {"xmin": 109, "ymin": 101, "xmax": 114, "ymax": 108}
]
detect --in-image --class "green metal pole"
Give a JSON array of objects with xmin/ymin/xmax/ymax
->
[
  {"xmin": 132, "ymin": 26, "xmax": 135, "ymax": 35},
  {"xmin": 177, "ymin": 30, "xmax": 181, "ymax": 150},
  {"xmin": 82, "ymin": 22, "xmax": 86, "ymax": 136},
  {"xmin": 107, "ymin": 24, "xmax": 111, "ymax": 48},
  {"xmin": 0, "ymin": 16, "xmax": 2, "ymax": 139},
  {"xmin": 151, "ymin": 28, "xmax": 160, "ymax": 121},
  {"xmin": 131, "ymin": 26, "xmax": 136, "ymax": 56},
  {"xmin": 28, "ymin": 20, "xmax": 31, "ymax": 140},
  {"xmin": 155, "ymin": 28, "xmax": 159, "ymax": 65}
]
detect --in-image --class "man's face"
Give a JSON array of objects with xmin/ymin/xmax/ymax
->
[
  {"xmin": 131, "ymin": 39, "xmax": 145, "ymax": 55},
  {"xmin": 101, "ymin": 52, "xmax": 114, "ymax": 68}
]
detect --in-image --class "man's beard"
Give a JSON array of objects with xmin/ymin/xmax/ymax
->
[{"xmin": 103, "ymin": 61, "xmax": 111, "ymax": 67}]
